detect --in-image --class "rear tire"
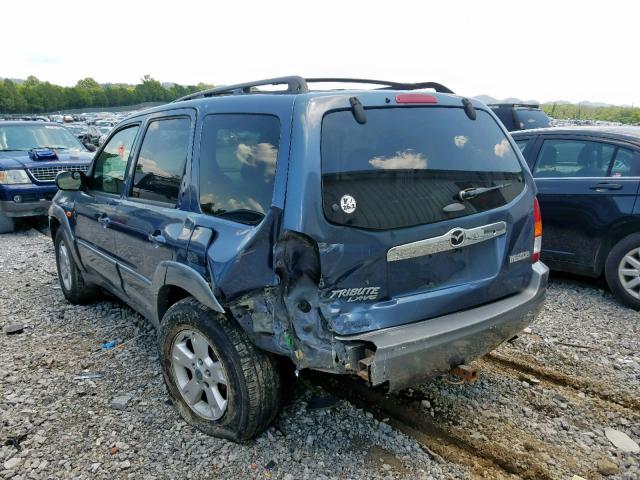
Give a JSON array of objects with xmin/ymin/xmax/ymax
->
[
  {"xmin": 0, "ymin": 212, "xmax": 15, "ymax": 234},
  {"xmin": 159, "ymin": 298, "xmax": 281, "ymax": 441},
  {"xmin": 54, "ymin": 229, "xmax": 96, "ymax": 304},
  {"xmin": 604, "ymin": 233, "xmax": 640, "ymax": 310}
]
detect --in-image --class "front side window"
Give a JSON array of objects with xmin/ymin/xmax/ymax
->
[
  {"xmin": 130, "ymin": 117, "xmax": 191, "ymax": 205},
  {"xmin": 321, "ymin": 107, "xmax": 524, "ymax": 230},
  {"xmin": 199, "ymin": 114, "xmax": 280, "ymax": 224},
  {"xmin": 533, "ymin": 139, "xmax": 615, "ymax": 178},
  {"xmin": 90, "ymin": 126, "xmax": 139, "ymax": 194}
]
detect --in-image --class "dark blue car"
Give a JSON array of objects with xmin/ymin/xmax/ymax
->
[
  {"xmin": 512, "ymin": 126, "xmax": 640, "ymax": 309},
  {"xmin": 49, "ymin": 76, "xmax": 548, "ymax": 440},
  {"xmin": 0, "ymin": 121, "xmax": 93, "ymax": 232}
]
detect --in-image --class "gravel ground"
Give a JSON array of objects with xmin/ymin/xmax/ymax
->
[{"xmin": 1, "ymin": 226, "xmax": 639, "ymax": 479}]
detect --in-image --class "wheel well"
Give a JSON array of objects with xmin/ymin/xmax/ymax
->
[
  {"xmin": 157, "ymin": 285, "xmax": 192, "ymax": 322},
  {"xmin": 596, "ymin": 223, "xmax": 640, "ymax": 275},
  {"xmin": 49, "ymin": 217, "xmax": 61, "ymax": 242}
]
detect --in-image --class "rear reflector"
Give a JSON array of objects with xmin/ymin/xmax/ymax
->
[
  {"xmin": 533, "ymin": 197, "xmax": 542, "ymax": 263},
  {"xmin": 395, "ymin": 93, "xmax": 438, "ymax": 104}
]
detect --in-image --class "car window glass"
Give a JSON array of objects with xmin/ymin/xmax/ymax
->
[
  {"xmin": 321, "ymin": 107, "xmax": 524, "ymax": 230},
  {"xmin": 515, "ymin": 139, "xmax": 530, "ymax": 154},
  {"xmin": 90, "ymin": 126, "xmax": 139, "ymax": 194},
  {"xmin": 199, "ymin": 114, "xmax": 280, "ymax": 224},
  {"xmin": 533, "ymin": 139, "xmax": 615, "ymax": 178},
  {"xmin": 131, "ymin": 117, "xmax": 190, "ymax": 205},
  {"xmin": 514, "ymin": 109, "xmax": 550, "ymax": 129},
  {"xmin": 610, "ymin": 148, "xmax": 635, "ymax": 177}
]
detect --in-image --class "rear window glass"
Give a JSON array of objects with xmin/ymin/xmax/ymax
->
[
  {"xmin": 321, "ymin": 107, "xmax": 525, "ymax": 230},
  {"xmin": 199, "ymin": 114, "xmax": 280, "ymax": 224},
  {"xmin": 514, "ymin": 109, "xmax": 550, "ymax": 129},
  {"xmin": 611, "ymin": 148, "xmax": 635, "ymax": 177}
]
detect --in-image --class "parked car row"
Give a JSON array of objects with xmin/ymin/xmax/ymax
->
[{"xmin": 0, "ymin": 76, "xmax": 637, "ymax": 444}]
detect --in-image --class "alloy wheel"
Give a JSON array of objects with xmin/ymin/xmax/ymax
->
[
  {"xmin": 58, "ymin": 240, "xmax": 72, "ymax": 291},
  {"xmin": 618, "ymin": 247, "xmax": 640, "ymax": 299},
  {"xmin": 171, "ymin": 329, "xmax": 229, "ymax": 420}
]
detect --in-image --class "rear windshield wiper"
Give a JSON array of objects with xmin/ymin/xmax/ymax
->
[
  {"xmin": 458, "ymin": 183, "xmax": 511, "ymax": 201},
  {"xmin": 0, "ymin": 149, "xmax": 28, "ymax": 152},
  {"xmin": 214, "ymin": 209, "xmax": 265, "ymax": 225}
]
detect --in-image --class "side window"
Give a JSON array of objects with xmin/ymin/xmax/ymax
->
[
  {"xmin": 515, "ymin": 139, "xmax": 530, "ymax": 154},
  {"xmin": 199, "ymin": 114, "xmax": 280, "ymax": 224},
  {"xmin": 130, "ymin": 117, "xmax": 191, "ymax": 205},
  {"xmin": 610, "ymin": 148, "xmax": 635, "ymax": 177},
  {"xmin": 533, "ymin": 139, "xmax": 615, "ymax": 178},
  {"xmin": 90, "ymin": 126, "xmax": 139, "ymax": 194}
]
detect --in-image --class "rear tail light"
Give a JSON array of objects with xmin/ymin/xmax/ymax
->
[{"xmin": 532, "ymin": 197, "xmax": 542, "ymax": 263}]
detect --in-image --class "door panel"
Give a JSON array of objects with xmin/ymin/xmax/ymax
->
[
  {"xmin": 111, "ymin": 114, "xmax": 193, "ymax": 312},
  {"xmin": 112, "ymin": 201, "xmax": 192, "ymax": 309},
  {"xmin": 74, "ymin": 192, "xmax": 120, "ymax": 288},
  {"xmin": 74, "ymin": 125, "xmax": 141, "ymax": 290},
  {"xmin": 536, "ymin": 178, "xmax": 639, "ymax": 263}
]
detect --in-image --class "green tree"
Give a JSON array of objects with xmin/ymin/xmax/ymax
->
[{"xmin": 0, "ymin": 75, "xmax": 212, "ymax": 113}]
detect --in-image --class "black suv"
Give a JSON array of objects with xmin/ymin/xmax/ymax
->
[
  {"xmin": 489, "ymin": 103, "xmax": 551, "ymax": 132},
  {"xmin": 50, "ymin": 76, "xmax": 548, "ymax": 440}
]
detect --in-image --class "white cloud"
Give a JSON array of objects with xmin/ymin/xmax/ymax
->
[
  {"xmin": 454, "ymin": 136, "xmax": 468, "ymax": 148},
  {"xmin": 369, "ymin": 150, "xmax": 427, "ymax": 170},
  {"xmin": 494, "ymin": 139, "xmax": 511, "ymax": 157},
  {"xmin": 235, "ymin": 142, "xmax": 278, "ymax": 180}
]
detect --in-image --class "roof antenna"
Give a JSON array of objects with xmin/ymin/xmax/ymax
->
[
  {"xmin": 349, "ymin": 97, "xmax": 367, "ymax": 124},
  {"xmin": 462, "ymin": 98, "xmax": 476, "ymax": 120}
]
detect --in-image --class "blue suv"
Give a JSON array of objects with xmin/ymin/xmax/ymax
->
[
  {"xmin": 0, "ymin": 121, "xmax": 93, "ymax": 232},
  {"xmin": 49, "ymin": 77, "xmax": 548, "ymax": 440}
]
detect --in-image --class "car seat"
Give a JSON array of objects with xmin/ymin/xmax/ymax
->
[
  {"xmin": 535, "ymin": 145, "xmax": 559, "ymax": 176},
  {"xmin": 576, "ymin": 144, "xmax": 604, "ymax": 177}
]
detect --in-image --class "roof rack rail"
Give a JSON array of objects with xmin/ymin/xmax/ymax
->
[
  {"xmin": 306, "ymin": 78, "xmax": 454, "ymax": 94},
  {"xmin": 173, "ymin": 76, "xmax": 309, "ymax": 102},
  {"xmin": 173, "ymin": 76, "xmax": 454, "ymax": 102},
  {"xmin": 489, "ymin": 103, "xmax": 540, "ymax": 108}
]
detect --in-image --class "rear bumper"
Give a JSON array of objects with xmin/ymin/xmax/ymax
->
[{"xmin": 335, "ymin": 261, "xmax": 549, "ymax": 391}]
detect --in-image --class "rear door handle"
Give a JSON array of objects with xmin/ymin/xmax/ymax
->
[
  {"xmin": 148, "ymin": 231, "xmax": 167, "ymax": 246},
  {"xmin": 97, "ymin": 215, "xmax": 111, "ymax": 227},
  {"xmin": 589, "ymin": 182, "xmax": 622, "ymax": 191}
]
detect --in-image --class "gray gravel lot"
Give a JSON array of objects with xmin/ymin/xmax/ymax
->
[{"xmin": 1, "ymin": 227, "xmax": 639, "ymax": 479}]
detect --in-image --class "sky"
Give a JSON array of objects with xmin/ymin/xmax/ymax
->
[{"xmin": 3, "ymin": 0, "xmax": 639, "ymax": 106}]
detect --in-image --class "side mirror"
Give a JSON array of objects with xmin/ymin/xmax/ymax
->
[
  {"xmin": 84, "ymin": 142, "xmax": 97, "ymax": 152},
  {"xmin": 56, "ymin": 170, "xmax": 85, "ymax": 191}
]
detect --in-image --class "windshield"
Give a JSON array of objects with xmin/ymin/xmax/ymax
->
[
  {"xmin": 515, "ymin": 108, "xmax": 550, "ymax": 129},
  {"xmin": 321, "ymin": 107, "xmax": 525, "ymax": 230},
  {"xmin": 0, "ymin": 124, "xmax": 84, "ymax": 151}
]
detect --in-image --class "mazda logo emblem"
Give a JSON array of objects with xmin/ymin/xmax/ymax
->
[{"xmin": 450, "ymin": 229, "xmax": 465, "ymax": 247}]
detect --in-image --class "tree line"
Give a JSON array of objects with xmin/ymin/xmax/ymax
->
[
  {"xmin": 542, "ymin": 103, "xmax": 640, "ymax": 125},
  {"xmin": 0, "ymin": 75, "xmax": 213, "ymax": 113}
]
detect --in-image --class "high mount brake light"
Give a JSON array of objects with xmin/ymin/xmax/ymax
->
[
  {"xmin": 533, "ymin": 198, "xmax": 542, "ymax": 263},
  {"xmin": 395, "ymin": 94, "xmax": 438, "ymax": 104}
]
